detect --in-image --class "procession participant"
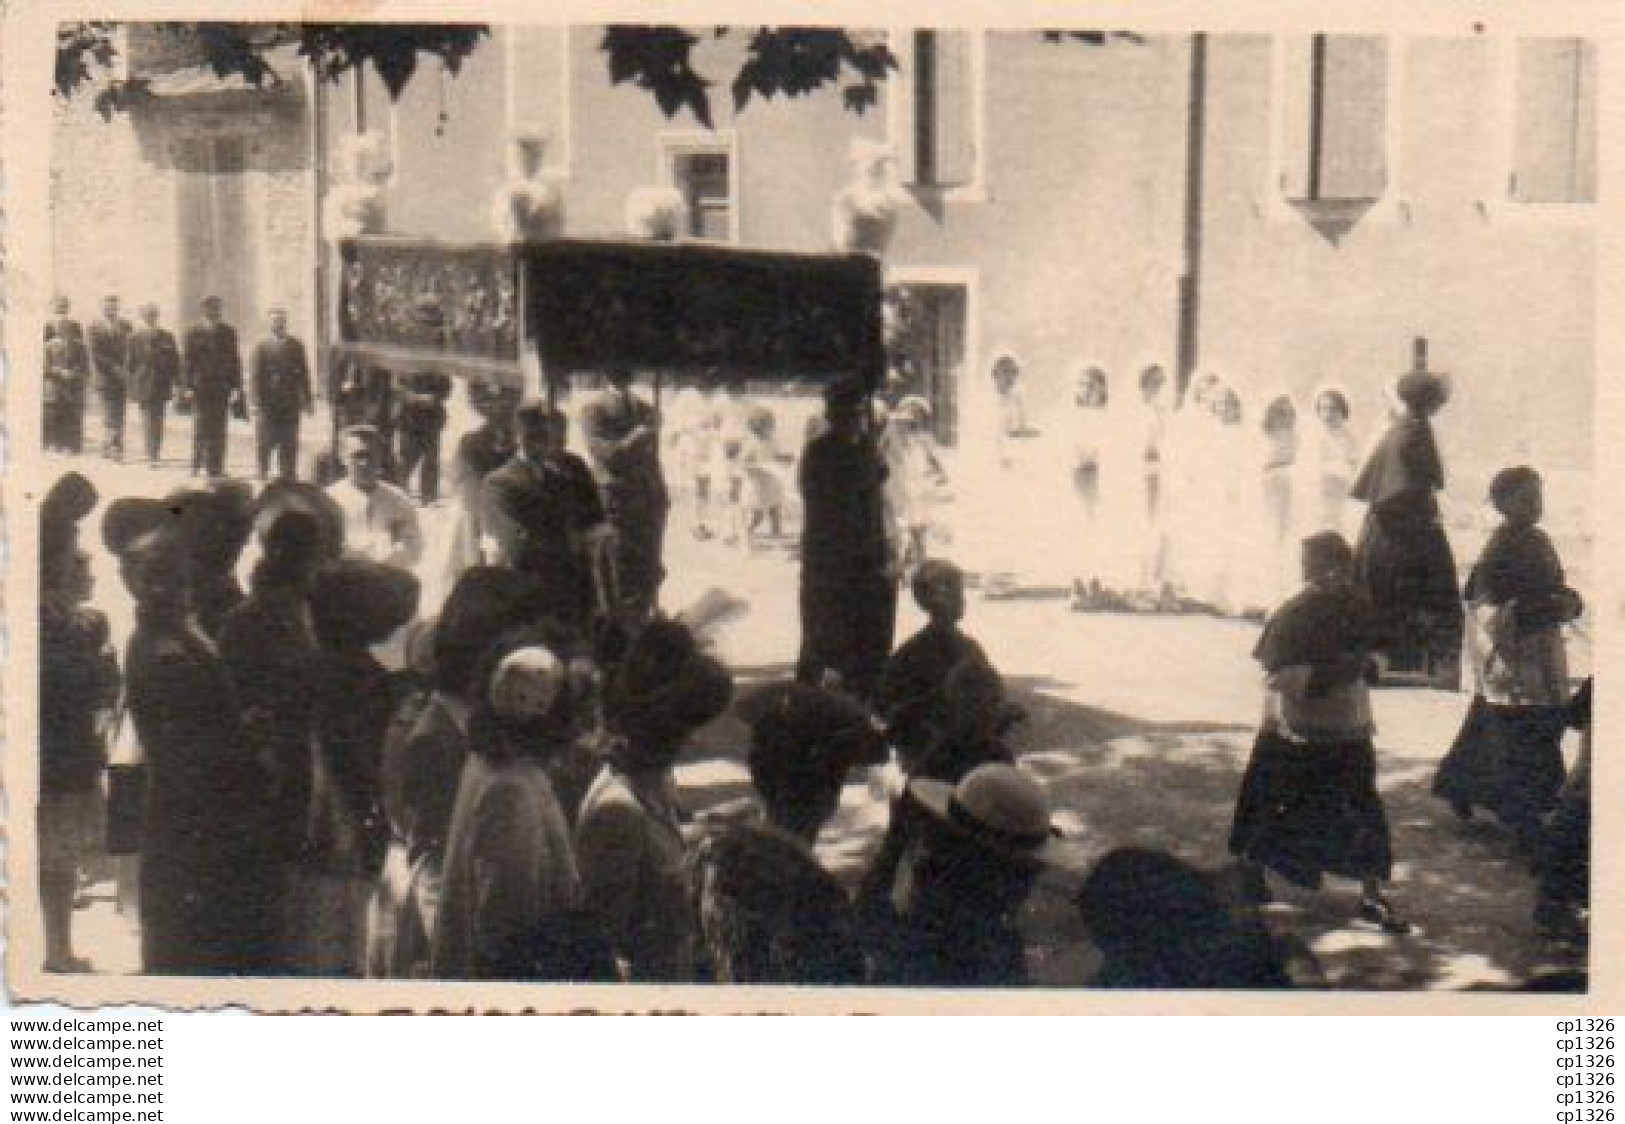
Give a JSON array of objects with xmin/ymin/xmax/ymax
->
[
  {"xmin": 39, "ymin": 473, "xmax": 117, "ymax": 973},
  {"xmin": 1163, "ymin": 371, "xmax": 1226, "ymax": 607},
  {"xmin": 326, "ymin": 425, "xmax": 425, "ymax": 571},
  {"xmin": 1134, "ymin": 363, "xmax": 1175, "ymax": 599},
  {"xmin": 1077, "ymin": 848, "xmax": 1295, "ymax": 989},
  {"xmin": 796, "ymin": 377, "xmax": 896, "ymax": 703},
  {"xmin": 581, "ymin": 364, "xmax": 670, "ymax": 623},
  {"xmin": 736, "ymin": 403, "xmax": 789, "ymax": 551},
  {"xmin": 668, "ymin": 388, "xmax": 723, "ymax": 541},
  {"xmin": 869, "ymin": 763, "xmax": 1079, "ymax": 987},
  {"xmin": 1432, "ymin": 467, "xmax": 1583, "ymax": 854},
  {"xmin": 334, "ymin": 358, "xmax": 397, "ymax": 478},
  {"xmin": 1299, "ymin": 382, "xmax": 1361, "ymax": 536},
  {"xmin": 367, "ymin": 567, "xmax": 551, "ymax": 978},
  {"xmin": 878, "ymin": 560, "xmax": 996, "ymax": 776},
  {"xmin": 218, "ymin": 502, "xmax": 334, "ymax": 969},
  {"xmin": 690, "ymin": 680, "xmax": 884, "ymax": 984},
  {"xmin": 88, "ymin": 295, "xmax": 132, "ymax": 461},
  {"xmin": 1066, "ymin": 364, "xmax": 1121, "ymax": 608},
  {"xmin": 1228, "ymin": 531, "xmax": 1409, "ymax": 934},
  {"xmin": 1534, "ymin": 678, "xmax": 1591, "ymax": 940},
  {"xmin": 166, "ymin": 479, "xmax": 256, "ymax": 642},
  {"xmin": 577, "ymin": 617, "xmax": 733, "ymax": 982},
  {"xmin": 484, "ymin": 400, "xmax": 612, "ymax": 642},
  {"xmin": 305, "ymin": 560, "xmax": 421, "ymax": 976},
  {"xmin": 1200, "ymin": 386, "xmax": 1249, "ymax": 615},
  {"xmin": 432, "ymin": 641, "xmax": 583, "ymax": 980},
  {"xmin": 395, "ymin": 370, "xmax": 453, "ymax": 504},
  {"xmin": 249, "ymin": 307, "xmax": 314, "ymax": 483},
  {"xmin": 1255, "ymin": 390, "xmax": 1301, "ymax": 612},
  {"xmin": 1350, "ymin": 344, "xmax": 1463, "ymax": 686},
  {"xmin": 44, "ymin": 297, "xmax": 90, "ymax": 454},
  {"xmin": 883, "ymin": 396, "xmax": 947, "ymax": 574},
  {"xmin": 104, "ymin": 497, "xmax": 276, "ymax": 973},
  {"xmin": 442, "ymin": 380, "xmax": 522, "ymax": 593},
  {"xmin": 181, "ymin": 296, "xmax": 244, "ymax": 479},
  {"xmin": 126, "ymin": 303, "xmax": 181, "ymax": 467}
]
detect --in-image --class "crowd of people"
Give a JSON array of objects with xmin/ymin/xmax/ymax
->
[{"xmin": 35, "ymin": 334, "xmax": 1592, "ymax": 988}]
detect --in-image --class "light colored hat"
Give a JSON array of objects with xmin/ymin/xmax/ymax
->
[
  {"xmin": 489, "ymin": 646, "xmax": 566, "ymax": 723},
  {"xmin": 909, "ymin": 763, "xmax": 1086, "ymax": 871}
]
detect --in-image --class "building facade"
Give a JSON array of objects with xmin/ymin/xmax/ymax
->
[{"xmin": 53, "ymin": 26, "xmax": 1597, "ymax": 500}]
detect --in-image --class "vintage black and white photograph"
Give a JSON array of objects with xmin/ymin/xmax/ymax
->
[{"xmin": 5, "ymin": 8, "xmax": 1611, "ymax": 1009}]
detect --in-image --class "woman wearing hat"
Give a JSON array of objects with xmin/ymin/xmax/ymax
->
[
  {"xmin": 38, "ymin": 473, "xmax": 119, "ymax": 972},
  {"xmin": 368, "ymin": 567, "xmax": 552, "ymax": 978},
  {"xmin": 577, "ymin": 618, "xmax": 733, "ymax": 981},
  {"xmin": 1432, "ymin": 467, "xmax": 1583, "ymax": 856},
  {"xmin": 166, "ymin": 479, "xmax": 256, "ymax": 641},
  {"xmin": 690, "ymin": 680, "xmax": 883, "ymax": 984},
  {"xmin": 432, "ymin": 637, "xmax": 587, "ymax": 980},
  {"xmin": 869, "ymin": 763, "xmax": 1078, "ymax": 986},
  {"xmin": 304, "ymin": 560, "xmax": 422, "ymax": 975},
  {"xmin": 217, "ymin": 507, "xmax": 328, "ymax": 970},
  {"xmin": 106, "ymin": 498, "xmax": 278, "ymax": 972},
  {"xmin": 1349, "ymin": 348, "xmax": 1463, "ymax": 686}
]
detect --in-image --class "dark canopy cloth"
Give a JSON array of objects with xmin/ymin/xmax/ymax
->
[
  {"xmin": 524, "ymin": 241, "xmax": 887, "ymax": 391},
  {"xmin": 1350, "ymin": 415, "xmax": 1462, "ymax": 684}
]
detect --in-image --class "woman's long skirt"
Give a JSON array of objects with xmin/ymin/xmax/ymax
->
[
  {"xmin": 1229, "ymin": 732, "xmax": 1394, "ymax": 889},
  {"xmin": 1432, "ymin": 696, "xmax": 1567, "ymax": 850}
]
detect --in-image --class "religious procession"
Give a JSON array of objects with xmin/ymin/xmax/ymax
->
[{"xmin": 30, "ymin": 24, "xmax": 1596, "ymax": 994}]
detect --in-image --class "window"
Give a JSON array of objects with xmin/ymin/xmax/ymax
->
[
  {"xmin": 1512, "ymin": 38, "xmax": 1596, "ymax": 205},
  {"xmin": 886, "ymin": 282, "xmax": 967, "ymax": 447},
  {"xmin": 890, "ymin": 29, "xmax": 982, "ymax": 193},
  {"xmin": 673, "ymin": 151, "xmax": 732, "ymax": 240},
  {"xmin": 660, "ymin": 136, "xmax": 737, "ymax": 243},
  {"xmin": 1280, "ymin": 35, "xmax": 1389, "ymax": 202}
]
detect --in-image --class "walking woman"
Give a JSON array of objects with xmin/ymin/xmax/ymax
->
[
  {"xmin": 1229, "ymin": 531, "xmax": 1409, "ymax": 934},
  {"xmin": 1350, "ymin": 346, "xmax": 1462, "ymax": 686},
  {"xmin": 1432, "ymin": 467, "xmax": 1583, "ymax": 854}
]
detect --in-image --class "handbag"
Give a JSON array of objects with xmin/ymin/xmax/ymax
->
[{"xmin": 103, "ymin": 700, "xmax": 147, "ymax": 856}]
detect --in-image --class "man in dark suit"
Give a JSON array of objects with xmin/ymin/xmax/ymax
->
[
  {"xmin": 182, "ymin": 296, "xmax": 243, "ymax": 478},
  {"xmin": 394, "ymin": 370, "xmax": 453, "ymax": 504},
  {"xmin": 127, "ymin": 303, "xmax": 181, "ymax": 466},
  {"xmin": 484, "ymin": 400, "xmax": 611, "ymax": 641},
  {"xmin": 249, "ymin": 307, "xmax": 314, "ymax": 482},
  {"xmin": 44, "ymin": 297, "xmax": 90, "ymax": 454},
  {"xmin": 581, "ymin": 366, "xmax": 670, "ymax": 624},
  {"xmin": 87, "ymin": 295, "xmax": 132, "ymax": 460}
]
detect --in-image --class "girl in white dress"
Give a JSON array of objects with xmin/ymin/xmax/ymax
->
[
  {"xmin": 1248, "ymin": 390, "xmax": 1301, "ymax": 613},
  {"xmin": 1068, "ymin": 364, "xmax": 1119, "ymax": 605},
  {"xmin": 1297, "ymin": 382, "xmax": 1361, "ymax": 538}
]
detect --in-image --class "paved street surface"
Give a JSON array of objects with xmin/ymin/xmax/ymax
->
[{"xmin": 32, "ymin": 405, "xmax": 1589, "ymax": 990}]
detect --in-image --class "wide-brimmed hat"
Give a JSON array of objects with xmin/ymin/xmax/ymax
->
[
  {"xmin": 253, "ymin": 480, "xmax": 345, "ymax": 562},
  {"xmin": 165, "ymin": 479, "xmax": 257, "ymax": 568},
  {"xmin": 909, "ymin": 764, "xmax": 1086, "ymax": 871},
  {"xmin": 311, "ymin": 559, "xmax": 422, "ymax": 649},
  {"xmin": 489, "ymin": 646, "xmax": 567, "ymax": 723},
  {"xmin": 100, "ymin": 497, "xmax": 179, "ymax": 559}
]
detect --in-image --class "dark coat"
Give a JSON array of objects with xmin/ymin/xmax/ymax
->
[
  {"xmin": 127, "ymin": 326, "xmax": 181, "ymax": 406},
  {"xmin": 39, "ymin": 604, "xmax": 118, "ymax": 794},
  {"xmin": 484, "ymin": 454, "xmax": 608, "ymax": 635},
  {"xmin": 395, "ymin": 372, "xmax": 452, "ymax": 431},
  {"xmin": 126, "ymin": 614, "xmax": 276, "ymax": 973},
  {"xmin": 250, "ymin": 335, "xmax": 314, "ymax": 417},
  {"xmin": 182, "ymin": 322, "xmax": 243, "ymax": 405},
  {"xmin": 88, "ymin": 317, "xmax": 132, "ymax": 394}
]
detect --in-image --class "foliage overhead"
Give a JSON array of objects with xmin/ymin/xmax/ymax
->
[{"xmin": 57, "ymin": 22, "xmax": 1137, "ymax": 124}]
